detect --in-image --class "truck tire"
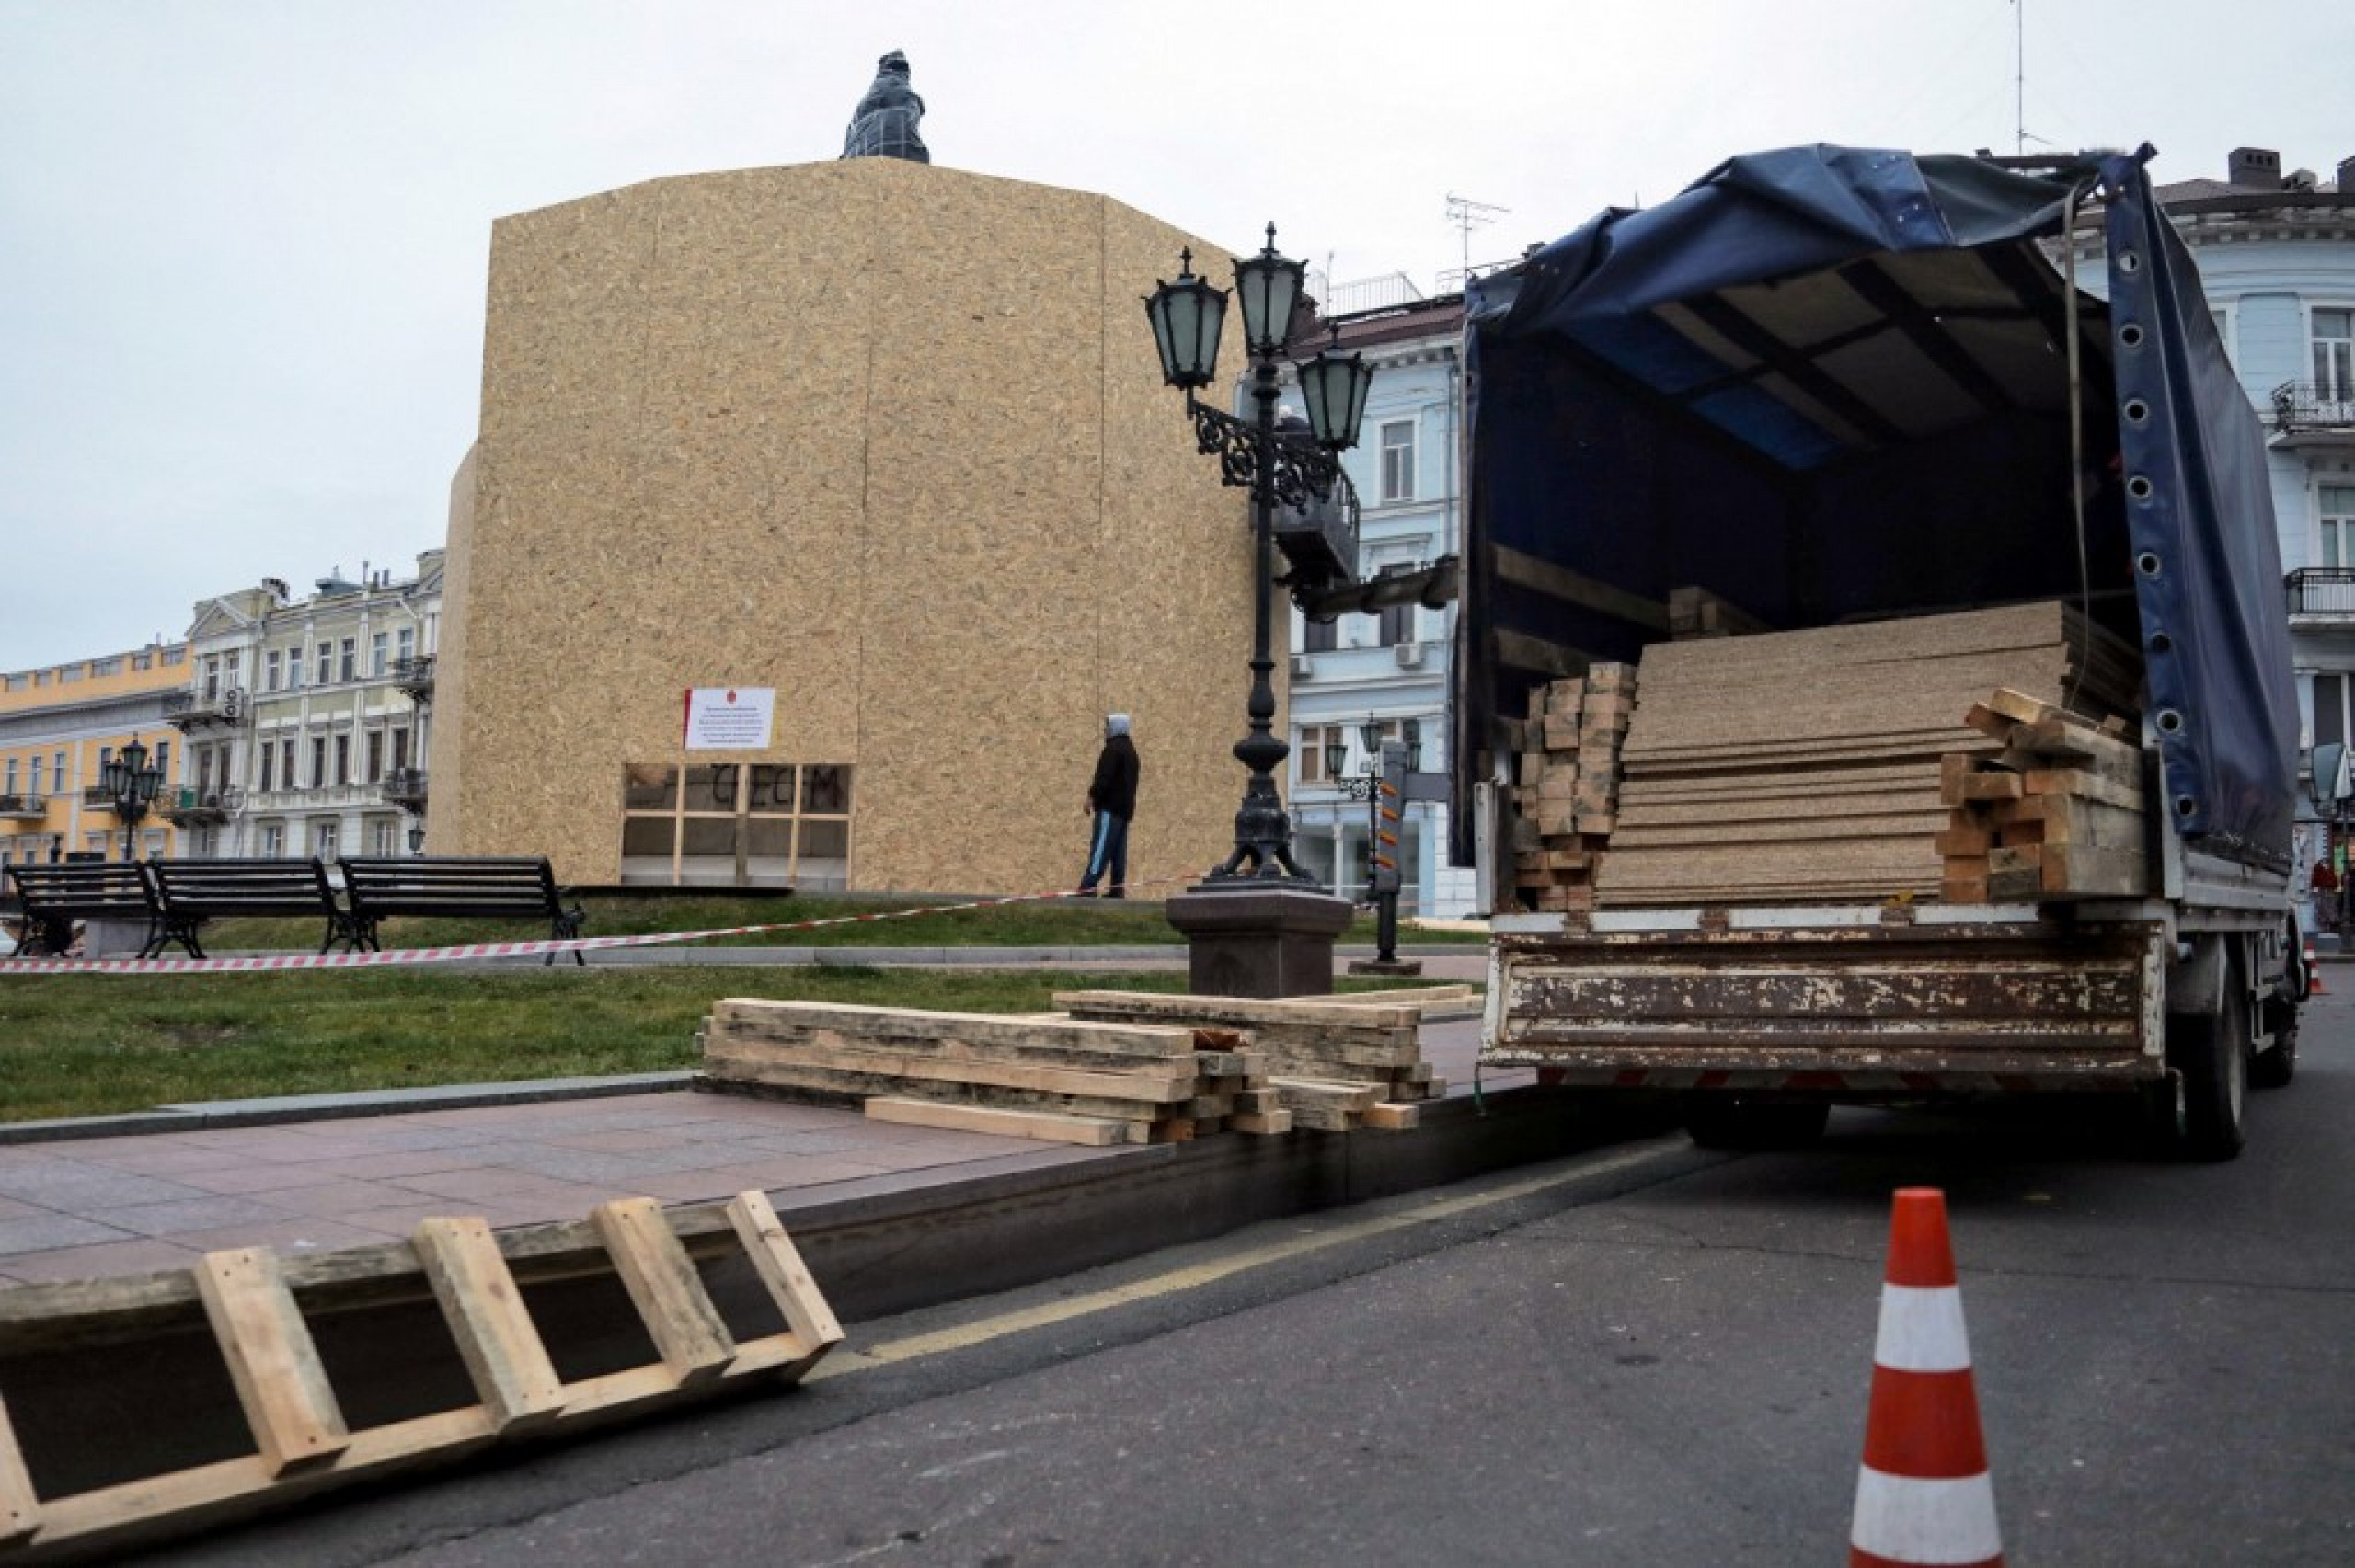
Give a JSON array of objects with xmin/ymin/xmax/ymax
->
[
  {"xmin": 1681, "ymin": 1095, "xmax": 1830, "ymax": 1150},
  {"xmin": 2168, "ymin": 953, "xmax": 2249, "ymax": 1162},
  {"xmin": 2251, "ymin": 1005, "xmax": 2297, "ymax": 1089}
]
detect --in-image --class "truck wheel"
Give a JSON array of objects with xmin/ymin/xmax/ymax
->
[
  {"xmin": 2169, "ymin": 956, "xmax": 2249, "ymax": 1162},
  {"xmin": 1681, "ymin": 1096, "xmax": 1830, "ymax": 1150}
]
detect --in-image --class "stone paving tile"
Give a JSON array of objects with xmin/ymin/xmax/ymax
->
[
  {"xmin": 241, "ymin": 1179, "xmax": 434, "ymax": 1219},
  {"xmin": 167, "ymin": 1218, "xmax": 413, "ymax": 1258},
  {"xmin": 290, "ymin": 1148, "xmax": 492, "ymax": 1182},
  {"xmin": 106, "ymin": 1196, "xmax": 307, "ymax": 1239},
  {"xmin": 0, "ymin": 1214, "xmax": 136, "ymax": 1257},
  {"xmin": 535, "ymin": 1127, "xmax": 706, "ymax": 1153},
  {"xmin": 0, "ymin": 1236, "xmax": 208, "ymax": 1285},
  {"xmin": 492, "ymin": 1149, "xmax": 705, "ymax": 1185},
  {"xmin": 0, "ymin": 1171, "xmax": 216, "ymax": 1209},
  {"xmin": 383, "ymin": 1169, "xmax": 639, "ymax": 1206},
  {"xmin": 12, "ymin": 1139, "xmax": 248, "ymax": 1175},
  {"xmin": 616, "ymin": 1169, "xmax": 795, "ymax": 1203},
  {"xmin": 0, "ymin": 1196, "xmax": 63, "ymax": 1224},
  {"xmin": 166, "ymin": 1161, "xmax": 398, "ymax": 1196}
]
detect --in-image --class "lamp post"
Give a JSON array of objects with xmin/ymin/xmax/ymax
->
[
  {"xmin": 1145, "ymin": 226, "xmax": 1374, "ymax": 996},
  {"xmin": 98, "ymin": 736, "xmax": 164, "ymax": 863},
  {"xmin": 1146, "ymin": 227, "xmax": 1373, "ymax": 883}
]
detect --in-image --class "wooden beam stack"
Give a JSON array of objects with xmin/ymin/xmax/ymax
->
[
  {"xmin": 1591, "ymin": 601, "xmax": 2142, "ymax": 907},
  {"xmin": 697, "ymin": 1001, "xmax": 1284, "ymax": 1145},
  {"xmin": 1052, "ymin": 990, "xmax": 1442, "ymax": 1122},
  {"xmin": 1508, "ymin": 661, "xmax": 1639, "ymax": 912},
  {"xmin": 1668, "ymin": 584, "xmax": 1775, "ymax": 639},
  {"xmin": 1938, "ymin": 687, "xmax": 2150, "ymax": 902}
]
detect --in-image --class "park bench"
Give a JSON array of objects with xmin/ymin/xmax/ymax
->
[
  {"xmin": 146, "ymin": 857, "xmax": 355, "ymax": 959},
  {"xmin": 2, "ymin": 862, "xmax": 163, "ymax": 958},
  {"xmin": 338, "ymin": 855, "xmax": 589, "ymax": 966}
]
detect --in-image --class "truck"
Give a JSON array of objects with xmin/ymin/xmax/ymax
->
[{"xmin": 1455, "ymin": 144, "xmax": 2303, "ymax": 1161}]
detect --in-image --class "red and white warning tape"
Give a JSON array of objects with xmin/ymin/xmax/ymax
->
[{"xmin": 0, "ymin": 876, "xmax": 1208, "ymax": 976}]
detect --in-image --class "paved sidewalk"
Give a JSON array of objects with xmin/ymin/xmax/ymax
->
[{"xmin": 0, "ymin": 967, "xmax": 1506, "ymax": 1289}]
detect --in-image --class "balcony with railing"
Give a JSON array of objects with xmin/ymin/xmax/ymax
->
[
  {"xmin": 160, "ymin": 786, "xmax": 243, "ymax": 826},
  {"xmin": 163, "ymin": 687, "xmax": 248, "ymax": 730},
  {"xmin": 0, "ymin": 794, "xmax": 44, "ymax": 820},
  {"xmin": 2288, "ymin": 567, "xmax": 2355, "ymax": 623},
  {"xmin": 2270, "ymin": 382, "xmax": 2355, "ymax": 444},
  {"xmin": 381, "ymin": 768, "xmax": 429, "ymax": 812},
  {"xmin": 392, "ymin": 655, "xmax": 435, "ymax": 704}
]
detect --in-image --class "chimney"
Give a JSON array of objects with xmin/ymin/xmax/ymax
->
[{"xmin": 2227, "ymin": 146, "xmax": 2280, "ymax": 188}]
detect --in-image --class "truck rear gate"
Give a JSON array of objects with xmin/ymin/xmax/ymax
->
[{"xmin": 1489, "ymin": 910, "xmax": 2163, "ymax": 1094}]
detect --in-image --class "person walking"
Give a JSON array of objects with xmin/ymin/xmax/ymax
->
[{"xmin": 1077, "ymin": 713, "xmax": 1140, "ymax": 898}]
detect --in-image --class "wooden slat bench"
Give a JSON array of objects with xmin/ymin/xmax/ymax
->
[
  {"xmin": 2, "ymin": 862, "xmax": 163, "ymax": 958},
  {"xmin": 147, "ymin": 858, "xmax": 356, "ymax": 959},
  {"xmin": 338, "ymin": 856, "xmax": 588, "ymax": 966}
]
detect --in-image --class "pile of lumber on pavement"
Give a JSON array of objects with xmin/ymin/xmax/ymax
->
[
  {"xmin": 1507, "ymin": 661, "xmax": 1637, "ymax": 913},
  {"xmin": 1053, "ymin": 990, "xmax": 1444, "ymax": 1132},
  {"xmin": 1591, "ymin": 601, "xmax": 2142, "ymax": 908},
  {"xmin": 697, "ymin": 1001, "xmax": 1286, "ymax": 1145},
  {"xmin": 1938, "ymin": 687, "xmax": 2150, "ymax": 902}
]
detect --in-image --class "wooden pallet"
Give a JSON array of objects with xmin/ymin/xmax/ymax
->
[{"xmin": 0, "ymin": 1191, "xmax": 840, "ymax": 1561}]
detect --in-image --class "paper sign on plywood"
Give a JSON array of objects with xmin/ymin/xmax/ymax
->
[{"xmin": 683, "ymin": 688, "xmax": 775, "ymax": 751}]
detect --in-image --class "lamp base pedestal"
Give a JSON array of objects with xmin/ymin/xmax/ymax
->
[
  {"xmin": 1166, "ymin": 883, "xmax": 1354, "ymax": 999},
  {"xmin": 1346, "ymin": 957, "xmax": 1423, "ymax": 979}
]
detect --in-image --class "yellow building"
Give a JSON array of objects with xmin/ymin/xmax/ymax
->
[
  {"xmin": 434, "ymin": 156, "xmax": 1264, "ymax": 894},
  {"xmin": 0, "ymin": 643, "xmax": 190, "ymax": 867}
]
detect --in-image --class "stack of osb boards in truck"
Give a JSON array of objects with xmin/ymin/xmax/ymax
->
[
  {"xmin": 1507, "ymin": 662, "xmax": 1637, "ymax": 912},
  {"xmin": 1938, "ymin": 688, "xmax": 2149, "ymax": 901},
  {"xmin": 1590, "ymin": 601, "xmax": 2141, "ymax": 907}
]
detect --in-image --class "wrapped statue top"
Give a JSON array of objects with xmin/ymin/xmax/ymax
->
[{"xmin": 841, "ymin": 50, "xmax": 929, "ymax": 164}]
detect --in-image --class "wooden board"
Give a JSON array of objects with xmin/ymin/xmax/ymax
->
[
  {"xmin": 592, "ymin": 1197, "xmax": 737, "ymax": 1387},
  {"xmin": 863, "ymin": 1096, "xmax": 1132, "ymax": 1145},
  {"xmin": 194, "ymin": 1249, "xmax": 351, "ymax": 1476},
  {"xmin": 413, "ymin": 1217, "xmax": 568, "ymax": 1435}
]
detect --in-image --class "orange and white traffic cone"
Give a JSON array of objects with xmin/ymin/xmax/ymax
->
[
  {"xmin": 1850, "ymin": 1187, "xmax": 2002, "ymax": 1568},
  {"xmin": 2306, "ymin": 941, "xmax": 2328, "ymax": 997}
]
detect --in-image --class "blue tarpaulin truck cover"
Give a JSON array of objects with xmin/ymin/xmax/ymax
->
[{"xmin": 1458, "ymin": 144, "xmax": 2297, "ymax": 871}]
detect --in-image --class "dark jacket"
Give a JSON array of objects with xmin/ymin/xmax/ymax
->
[{"xmin": 1087, "ymin": 735, "xmax": 1140, "ymax": 820}]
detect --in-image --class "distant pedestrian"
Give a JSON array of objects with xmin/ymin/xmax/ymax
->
[
  {"xmin": 2314, "ymin": 854, "xmax": 2342, "ymax": 935},
  {"xmin": 1077, "ymin": 714, "xmax": 1139, "ymax": 898}
]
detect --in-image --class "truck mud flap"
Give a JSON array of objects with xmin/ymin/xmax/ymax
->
[{"xmin": 1488, "ymin": 920, "xmax": 2165, "ymax": 1093}]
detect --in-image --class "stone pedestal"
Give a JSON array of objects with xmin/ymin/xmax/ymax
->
[
  {"xmin": 1347, "ymin": 956, "xmax": 1424, "ymax": 978},
  {"xmin": 1165, "ymin": 883, "xmax": 1355, "ymax": 999},
  {"xmin": 79, "ymin": 919, "xmax": 149, "ymax": 959}
]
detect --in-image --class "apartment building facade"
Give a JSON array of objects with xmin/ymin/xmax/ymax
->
[
  {"xmin": 164, "ymin": 554, "xmax": 441, "ymax": 861},
  {"xmin": 1284, "ymin": 289, "xmax": 1476, "ymax": 919},
  {"xmin": 0, "ymin": 642, "xmax": 190, "ymax": 866}
]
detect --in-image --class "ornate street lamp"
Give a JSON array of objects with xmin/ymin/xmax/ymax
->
[
  {"xmin": 99, "ymin": 736, "xmax": 164, "ymax": 862},
  {"xmin": 1145, "ymin": 225, "xmax": 1373, "ymax": 884}
]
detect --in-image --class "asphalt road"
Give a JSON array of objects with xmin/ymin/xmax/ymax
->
[{"xmin": 157, "ymin": 992, "xmax": 2355, "ymax": 1567}]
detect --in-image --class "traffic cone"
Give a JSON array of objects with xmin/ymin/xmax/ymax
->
[
  {"xmin": 1849, "ymin": 1188, "xmax": 2002, "ymax": 1568},
  {"xmin": 2306, "ymin": 940, "xmax": 2328, "ymax": 996}
]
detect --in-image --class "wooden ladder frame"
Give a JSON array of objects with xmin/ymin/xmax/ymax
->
[{"xmin": 0, "ymin": 1189, "xmax": 841, "ymax": 1561}]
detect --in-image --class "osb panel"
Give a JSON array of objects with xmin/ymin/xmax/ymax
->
[
  {"xmin": 422, "ymin": 445, "xmax": 477, "ymax": 854},
  {"xmin": 451, "ymin": 158, "xmax": 1253, "ymax": 891}
]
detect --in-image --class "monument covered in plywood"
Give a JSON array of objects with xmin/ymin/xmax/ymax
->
[{"xmin": 435, "ymin": 156, "xmax": 1262, "ymax": 894}]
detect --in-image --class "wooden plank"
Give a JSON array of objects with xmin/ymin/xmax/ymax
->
[
  {"xmin": 709, "ymin": 1037, "xmax": 1195, "ymax": 1104},
  {"xmin": 193, "ymin": 1248, "xmax": 350, "ymax": 1476},
  {"xmin": 725, "ymin": 1189, "xmax": 844, "ymax": 1367},
  {"xmin": 2042, "ymin": 842, "xmax": 2149, "ymax": 898},
  {"xmin": 700, "ymin": 1052, "xmax": 1172, "ymax": 1121},
  {"xmin": 1361, "ymin": 1102, "xmax": 1422, "ymax": 1131},
  {"xmin": 863, "ymin": 1096, "xmax": 1132, "ymax": 1145},
  {"xmin": 412, "ymin": 1217, "xmax": 568, "ymax": 1434},
  {"xmin": 1052, "ymin": 990, "xmax": 1419, "ymax": 1033},
  {"xmin": 1269, "ymin": 1078, "xmax": 1384, "ymax": 1112},
  {"xmin": 1228, "ymin": 1110, "xmax": 1295, "ymax": 1135},
  {"xmin": 1493, "ymin": 544, "xmax": 1674, "ymax": 633},
  {"xmin": 592, "ymin": 1197, "xmax": 737, "ymax": 1387},
  {"xmin": 707, "ymin": 1000, "xmax": 1198, "ymax": 1060},
  {"xmin": 0, "ymin": 1396, "xmax": 36, "ymax": 1546},
  {"xmin": 2022, "ymin": 766, "xmax": 2146, "ymax": 810}
]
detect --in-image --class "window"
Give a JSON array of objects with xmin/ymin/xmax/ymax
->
[
  {"xmin": 2323, "ymin": 486, "xmax": 2355, "ymax": 569},
  {"xmin": 202, "ymin": 656, "xmax": 222, "ymax": 701},
  {"xmin": 392, "ymin": 727, "xmax": 410, "ymax": 772},
  {"xmin": 2315, "ymin": 308, "xmax": 2354, "ymax": 407},
  {"xmin": 1297, "ymin": 724, "xmax": 1350, "ymax": 785},
  {"xmin": 92, "ymin": 658, "xmax": 121, "ymax": 677},
  {"xmin": 396, "ymin": 626, "xmax": 416, "ymax": 664},
  {"xmin": 365, "ymin": 730, "xmax": 385, "ymax": 782},
  {"xmin": 259, "ymin": 746, "xmax": 274, "ymax": 792},
  {"xmin": 1375, "ymin": 564, "xmax": 1418, "ymax": 647},
  {"xmin": 619, "ymin": 762, "xmax": 854, "ymax": 889},
  {"xmin": 261, "ymin": 823, "xmax": 284, "ymax": 858},
  {"xmin": 265, "ymin": 650, "xmax": 281, "ymax": 692},
  {"xmin": 371, "ymin": 818, "xmax": 399, "ymax": 856},
  {"xmin": 339, "ymin": 638, "xmax": 356, "ymax": 682},
  {"xmin": 29, "ymin": 758, "xmax": 43, "ymax": 795},
  {"xmin": 1379, "ymin": 418, "xmax": 1416, "ymax": 503},
  {"xmin": 315, "ymin": 644, "xmax": 332, "ymax": 687},
  {"xmin": 52, "ymin": 752, "xmax": 65, "ymax": 790},
  {"xmin": 310, "ymin": 738, "xmax": 327, "ymax": 789},
  {"xmin": 2317, "ymin": 673, "xmax": 2349, "ymax": 749},
  {"xmin": 1302, "ymin": 613, "xmax": 1338, "ymax": 654},
  {"xmin": 371, "ymin": 632, "xmax": 389, "ymax": 676},
  {"xmin": 281, "ymin": 739, "xmax": 297, "ymax": 791},
  {"xmin": 334, "ymin": 734, "xmax": 350, "ymax": 785},
  {"xmin": 153, "ymin": 740, "xmax": 170, "ymax": 781},
  {"xmin": 313, "ymin": 821, "xmax": 339, "ymax": 863}
]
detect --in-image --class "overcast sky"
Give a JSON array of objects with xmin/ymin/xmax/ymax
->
[{"xmin": 3, "ymin": 0, "xmax": 2348, "ymax": 674}]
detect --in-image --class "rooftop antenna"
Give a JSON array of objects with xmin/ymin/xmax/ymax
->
[
  {"xmin": 2009, "ymin": 1, "xmax": 2051, "ymax": 155},
  {"xmin": 1445, "ymin": 193, "xmax": 1509, "ymax": 287}
]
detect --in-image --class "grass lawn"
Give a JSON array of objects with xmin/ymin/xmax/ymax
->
[
  {"xmin": 185, "ymin": 890, "xmax": 1492, "ymax": 955},
  {"xmin": 0, "ymin": 962, "xmax": 1465, "ymax": 1125}
]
